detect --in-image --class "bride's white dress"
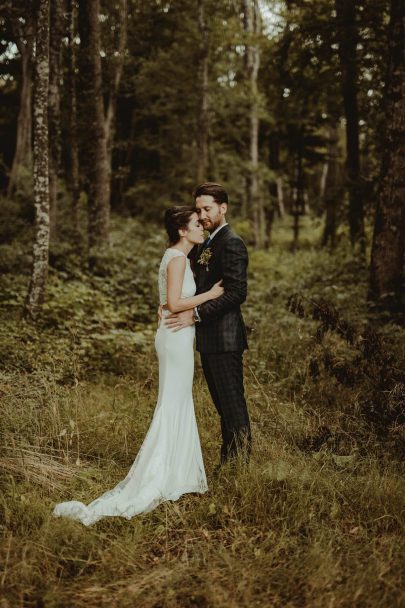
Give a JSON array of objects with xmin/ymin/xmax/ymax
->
[{"xmin": 53, "ymin": 248, "xmax": 208, "ymax": 526}]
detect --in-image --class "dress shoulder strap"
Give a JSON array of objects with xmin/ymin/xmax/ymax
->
[{"xmin": 165, "ymin": 248, "xmax": 186, "ymax": 264}]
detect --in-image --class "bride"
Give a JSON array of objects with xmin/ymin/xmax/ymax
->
[{"xmin": 53, "ymin": 206, "xmax": 224, "ymax": 526}]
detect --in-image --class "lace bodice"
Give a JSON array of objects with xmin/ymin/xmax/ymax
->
[{"xmin": 158, "ymin": 248, "xmax": 196, "ymax": 305}]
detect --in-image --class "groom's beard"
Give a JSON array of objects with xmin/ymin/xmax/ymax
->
[{"xmin": 202, "ymin": 216, "xmax": 222, "ymax": 232}]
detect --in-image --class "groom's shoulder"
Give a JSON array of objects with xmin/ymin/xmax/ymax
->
[
  {"xmin": 222, "ymin": 227, "xmax": 248, "ymax": 257},
  {"xmin": 225, "ymin": 226, "xmax": 247, "ymax": 246}
]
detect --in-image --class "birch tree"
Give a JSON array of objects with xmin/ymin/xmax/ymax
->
[
  {"xmin": 24, "ymin": 0, "xmax": 50, "ymax": 320},
  {"xmin": 48, "ymin": 0, "xmax": 64, "ymax": 238}
]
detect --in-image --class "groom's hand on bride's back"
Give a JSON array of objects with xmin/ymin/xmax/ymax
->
[{"xmin": 164, "ymin": 309, "xmax": 194, "ymax": 332}]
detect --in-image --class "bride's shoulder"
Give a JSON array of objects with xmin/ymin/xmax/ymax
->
[
  {"xmin": 159, "ymin": 248, "xmax": 186, "ymax": 269},
  {"xmin": 163, "ymin": 248, "xmax": 186, "ymax": 260}
]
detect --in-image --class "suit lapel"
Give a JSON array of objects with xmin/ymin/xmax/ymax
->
[
  {"xmin": 195, "ymin": 225, "xmax": 231, "ymax": 286},
  {"xmin": 209, "ymin": 224, "xmax": 230, "ymax": 253}
]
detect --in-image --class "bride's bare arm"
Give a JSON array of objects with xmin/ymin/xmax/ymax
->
[{"xmin": 166, "ymin": 256, "xmax": 223, "ymax": 313}]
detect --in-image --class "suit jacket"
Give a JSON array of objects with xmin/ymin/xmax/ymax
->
[{"xmin": 190, "ymin": 224, "xmax": 248, "ymax": 353}]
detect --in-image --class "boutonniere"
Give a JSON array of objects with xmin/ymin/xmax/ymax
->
[{"xmin": 197, "ymin": 247, "xmax": 212, "ymax": 271}]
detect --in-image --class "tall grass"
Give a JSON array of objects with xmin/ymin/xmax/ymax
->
[{"xmin": 0, "ymin": 216, "xmax": 404, "ymax": 607}]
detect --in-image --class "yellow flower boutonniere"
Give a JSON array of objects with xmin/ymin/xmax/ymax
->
[{"xmin": 197, "ymin": 247, "xmax": 212, "ymax": 271}]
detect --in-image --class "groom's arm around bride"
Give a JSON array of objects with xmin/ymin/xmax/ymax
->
[{"xmin": 166, "ymin": 182, "xmax": 251, "ymax": 467}]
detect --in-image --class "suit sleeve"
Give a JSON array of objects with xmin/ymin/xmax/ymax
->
[
  {"xmin": 197, "ymin": 237, "xmax": 248, "ymax": 322},
  {"xmin": 188, "ymin": 244, "xmax": 199, "ymax": 274}
]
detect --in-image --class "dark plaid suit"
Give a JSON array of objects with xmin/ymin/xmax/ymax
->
[{"xmin": 191, "ymin": 225, "xmax": 251, "ymax": 463}]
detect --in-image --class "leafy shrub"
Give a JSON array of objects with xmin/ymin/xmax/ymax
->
[
  {"xmin": 287, "ymin": 293, "xmax": 405, "ymax": 449},
  {"xmin": 0, "ymin": 197, "xmax": 33, "ymax": 244},
  {"xmin": 231, "ymin": 217, "xmax": 255, "ymax": 245}
]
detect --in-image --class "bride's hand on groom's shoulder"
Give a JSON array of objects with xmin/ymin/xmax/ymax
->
[{"xmin": 164, "ymin": 309, "xmax": 194, "ymax": 332}]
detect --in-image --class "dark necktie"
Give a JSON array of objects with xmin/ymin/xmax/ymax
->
[{"xmin": 202, "ymin": 236, "xmax": 211, "ymax": 251}]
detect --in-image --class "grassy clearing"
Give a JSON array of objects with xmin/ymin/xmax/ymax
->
[{"xmin": 0, "ymin": 216, "xmax": 404, "ymax": 607}]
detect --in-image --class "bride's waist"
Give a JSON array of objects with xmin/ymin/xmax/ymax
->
[
  {"xmin": 157, "ymin": 319, "xmax": 195, "ymax": 334},
  {"xmin": 161, "ymin": 306, "xmax": 173, "ymax": 317},
  {"xmin": 160, "ymin": 304, "xmax": 193, "ymax": 316}
]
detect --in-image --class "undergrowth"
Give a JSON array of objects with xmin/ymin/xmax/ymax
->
[{"xmin": 0, "ymin": 213, "xmax": 404, "ymax": 607}]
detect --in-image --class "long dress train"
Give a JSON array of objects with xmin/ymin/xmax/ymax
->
[{"xmin": 53, "ymin": 248, "xmax": 207, "ymax": 526}]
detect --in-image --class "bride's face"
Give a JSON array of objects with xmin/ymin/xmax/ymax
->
[{"xmin": 183, "ymin": 212, "xmax": 204, "ymax": 245}]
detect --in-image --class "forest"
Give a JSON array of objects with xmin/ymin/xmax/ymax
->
[{"xmin": 0, "ymin": 0, "xmax": 404, "ymax": 606}]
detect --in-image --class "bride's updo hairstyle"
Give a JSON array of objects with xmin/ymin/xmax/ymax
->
[{"xmin": 164, "ymin": 206, "xmax": 196, "ymax": 246}]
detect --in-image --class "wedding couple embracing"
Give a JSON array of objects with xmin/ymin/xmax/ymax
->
[{"xmin": 53, "ymin": 182, "xmax": 252, "ymax": 526}]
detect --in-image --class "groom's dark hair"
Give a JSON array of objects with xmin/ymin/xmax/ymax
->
[{"xmin": 193, "ymin": 182, "xmax": 228, "ymax": 205}]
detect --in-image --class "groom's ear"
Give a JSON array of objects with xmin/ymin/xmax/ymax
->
[{"xmin": 220, "ymin": 202, "xmax": 227, "ymax": 216}]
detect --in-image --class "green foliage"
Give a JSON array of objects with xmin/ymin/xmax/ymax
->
[
  {"xmin": 1, "ymin": 215, "xmax": 404, "ymax": 606},
  {"xmin": 0, "ymin": 215, "xmax": 162, "ymax": 379},
  {"xmin": 0, "ymin": 192, "xmax": 34, "ymax": 244},
  {"xmin": 246, "ymin": 218, "xmax": 404, "ymax": 455},
  {"xmin": 0, "ymin": 0, "xmax": 403, "ymax": 599},
  {"xmin": 0, "ymin": 0, "xmax": 393, "ymax": 252},
  {"xmin": 288, "ymin": 293, "xmax": 405, "ymax": 445},
  {"xmin": 230, "ymin": 217, "xmax": 254, "ymax": 245}
]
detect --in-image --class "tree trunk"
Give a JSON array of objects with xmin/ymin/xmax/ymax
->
[
  {"xmin": 265, "ymin": 134, "xmax": 282, "ymax": 248},
  {"xmin": 369, "ymin": 0, "xmax": 405, "ymax": 307},
  {"xmin": 110, "ymin": 106, "xmax": 134, "ymax": 208},
  {"xmin": 24, "ymin": 0, "xmax": 50, "ymax": 320},
  {"xmin": 277, "ymin": 177, "xmax": 285, "ymax": 217},
  {"xmin": 321, "ymin": 123, "xmax": 343, "ymax": 248},
  {"xmin": 79, "ymin": 0, "xmax": 110, "ymax": 250},
  {"xmin": 320, "ymin": 160, "xmax": 328, "ymax": 203},
  {"xmin": 7, "ymin": 19, "xmax": 34, "ymax": 197},
  {"xmin": 48, "ymin": 0, "xmax": 64, "ymax": 239},
  {"xmin": 105, "ymin": 0, "xmax": 127, "ymax": 206},
  {"xmin": 243, "ymin": 0, "xmax": 262, "ymax": 248},
  {"xmin": 66, "ymin": 0, "xmax": 80, "ymax": 233},
  {"xmin": 335, "ymin": 0, "xmax": 365, "ymax": 250},
  {"xmin": 196, "ymin": 0, "xmax": 209, "ymax": 183},
  {"xmin": 264, "ymin": 198, "xmax": 275, "ymax": 249},
  {"xmin": 291, "ymin": 146, "xmax": 305, "ymax": 252}
]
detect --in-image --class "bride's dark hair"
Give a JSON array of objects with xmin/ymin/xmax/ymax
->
[{"xmin": 164, "ymin": 206, "xmax": 196, "ymax": 246}]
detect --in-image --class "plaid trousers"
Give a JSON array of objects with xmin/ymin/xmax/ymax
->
[{"xmin": 200, "ymin": 351, "xmax": 252, "ymax": 463}]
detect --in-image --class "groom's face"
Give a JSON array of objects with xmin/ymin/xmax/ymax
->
[{"xmin": 195, "ymin": 195, "xmax": 227, "ymax": 232}]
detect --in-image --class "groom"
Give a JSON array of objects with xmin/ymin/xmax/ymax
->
[{"xmin": 166, "ymin": 182, "xmax": 252, "ymax": 466}]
